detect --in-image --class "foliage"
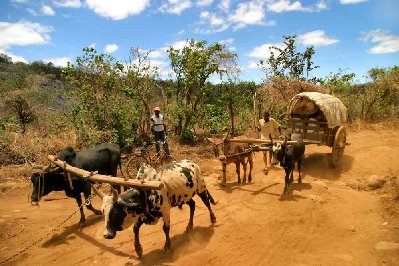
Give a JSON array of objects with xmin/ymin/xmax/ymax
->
[
  {"xmin": 4, "ymin": 92, "xmax": 37, "ymax": 133},
  {"xmin": 62, "ymin": 47, "xmax": 135, "ymax": 147},
  {"xmin": 259, "ymin": 35, "xmax": 319, "ymax": 83},
  {"xmin": 167, "ymin": 39, "xmax": 238, "ymax": 140}
]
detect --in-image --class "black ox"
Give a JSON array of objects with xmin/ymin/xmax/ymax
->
[
  {"xmin": 30, "ymin": 143, "xmax": 122, "ymax": 225},
  {"xmin": 30, "ymin": 168, "xmax": 102, "ymax": 225},
  {"xmin": 272, "ymin": 134, "xmax": 305, "ymax": 194}
]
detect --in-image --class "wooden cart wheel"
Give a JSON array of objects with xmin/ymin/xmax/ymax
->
[
  {"xmin": 125, "ymin": 156, "xmax": 146, "ymax": 179},
  {"xmin": 332, "ymin": 126, "xmax": 347, "ymax": 167}
]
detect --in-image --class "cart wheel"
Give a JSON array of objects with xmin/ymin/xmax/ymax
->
[
  {"xmin": 125, "ymin": 156, "xmax": 146, "ymax": 179},
  {"xmin": 332, "ymin": 126, "xmax": 347, "ymax": 167}
]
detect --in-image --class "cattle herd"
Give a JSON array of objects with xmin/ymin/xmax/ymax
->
[{"xmin": 29, "ymin": 133, "xmax": 305, "ymax": 258}]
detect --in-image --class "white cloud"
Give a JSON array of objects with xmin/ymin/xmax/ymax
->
[
  {"xmin": 11, "ymin": 0, "xmax": 28, "ymax": 3},
  {"xmin": 86, "ymin": 0, "xmax": 150, "ymax": 20},
  {"xmin": 247, "ymin": 61, "xmax": 260, "ymax": 69},
  {"xmin": 340, "ymin": 0, "xmax": 368, "ymax": 4},
  {"xmin": 315, "ymin": 0, "xmax": 328, "ymax": 11},
  {"xmin": 0, "ymin": 21, "xmax": 52, "ymax": 50},
  {"xmin": 298, "ymin": 30, "xmax": 339, "ymax": 46},
  {"xmin": 196, "ymin": 11, "xmax": 230, "ymax": 33},
  {"xmin": 44, "ymin": 57, "xmax": 71, "ymax": 67},
  {"xmin": 248, "ymin": 42, "xmax": 285, "ymax": 59},
  {"xmin": 268, "ymin": 0, "xmax": 308, "ymax": 13},
  {"xmin": 27, "ymin": 8, "xmax": 39, "ymax": 16},
  {"xmin": 229, "ymin": 1, "xmax": 266, "ymax": 30},
  {"xmin": 361, "ymin": 29, "xmax": 399, "ymax": 54},
  {"xmin": 42, "ymin": 5, "xmax": 56, "ymax": 16},
  {"xmin": 219, "ymin": 38, "xmax": 234, "ymax": 45},
  {"xmin": 168, "ymin": 40, "xmax": 188, "ymax": 50},
  {"xmin": 268, "ymin": 0, "xmax": 328, "ymax": 13},
  {"xmin": 197, "ymin": 0, "xmax": 213, "ymax": 7},
  {"xmin": 218, "ymin": 0, "xmax": 231, "ymax": 11},
  {"xmin": 148, "ymin": 50, "xmax": 166, "ymax": 59},
  {"xmin": 0, "ymin": 49, "xmax": 28, "ymax": 63},
  {"xmin": 52, "ymin": 0, "xmax": 82, "ymax": 8},
  {"xmin": 104, "ymin": 43, "xmax": 118, "ymax": 53},
  {"xmin": 159, "ymin": 0, "xmax": 192, "ymax": 15},
  {"xmin": 88, "ymin": 43, "xmax": 96, "ymax": 49}
]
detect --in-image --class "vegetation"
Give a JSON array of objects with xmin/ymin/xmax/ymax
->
[{"xmin": 0, "ymin": 37, "xmax": 398, "ymax": 165}]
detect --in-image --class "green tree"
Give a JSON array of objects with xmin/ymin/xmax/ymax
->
[
  {"xmin": 63, "ymin": 47, "xmax": 134, "ymax": 147},
  {"xmin": 123, "ymin": 48, "xmax": 160, "ymax": 139},
  {"xmin": 4, "ymin": 92, "xmax": 37, "ymax": 133},
  {"xmin": 260, "ymin": 35, "xmax": 319, "ymax": 82},
  {"xmin": 167, "ymin": 39, "xmax": 237, "ymax": 141}
]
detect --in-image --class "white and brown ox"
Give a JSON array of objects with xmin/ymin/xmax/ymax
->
[
  {"xmin": 207, "ymin": 133, "xmax": 253, "ymax": 185},
  {"xmin": 97, "ymin": 159, "xmax": 217, "ymax": 258}
]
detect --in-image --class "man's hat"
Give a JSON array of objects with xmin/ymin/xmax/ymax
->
[{"xmin": 154, "ymin": 106, "xmax": 161, "ymax": 112}]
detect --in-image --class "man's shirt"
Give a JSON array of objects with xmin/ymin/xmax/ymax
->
[
  {"xmin": 259, "ymin": 118, "xmax": 280, "ymax": 139},
  {"xmin": 150, "ymin": 114, "xmax": 165, "ymax": 132}
]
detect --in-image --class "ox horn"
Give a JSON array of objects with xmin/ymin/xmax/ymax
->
[
  {"xmin": 91, "ymin": 185, "xmax": 106, "ymax": 200},
  {"xmin": 110, "ymin": 187, "xmax": 119, "ymax": 203}
]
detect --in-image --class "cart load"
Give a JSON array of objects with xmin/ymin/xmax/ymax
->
[{"xmin": 286, "ymin": 92, "xmax": 348, "ymax": 166}]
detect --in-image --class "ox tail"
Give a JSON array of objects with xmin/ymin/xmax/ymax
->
[{"xmin": 207, "ymin": 189, "xmax": 217, "ymax": 205}]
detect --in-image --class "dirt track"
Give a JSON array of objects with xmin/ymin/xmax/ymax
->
[{"xmin": 1, "ymin": 127, "xmax": 399, "ymax": 265}]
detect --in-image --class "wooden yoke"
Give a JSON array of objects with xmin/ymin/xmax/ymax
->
[
  {"xmin": 228, "ymin": 138, "xmax": 298, "ymax": 145},
  {"xmin": 47, "ymin": 155, "xmax": 163, "ymax": 190}
]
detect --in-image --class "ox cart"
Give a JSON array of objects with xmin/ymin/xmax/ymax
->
[
  {"xmin": 286, "ymin": 92, "xmax": 348, "ymax": 166},
  {"xmin": 230, "ymin": 92, "xmax": 348, "ymax": 167}
]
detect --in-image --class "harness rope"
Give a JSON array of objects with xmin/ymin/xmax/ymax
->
[{"xmin": 2, "ymin": 193, "xmax": 96, "ymax": 264}]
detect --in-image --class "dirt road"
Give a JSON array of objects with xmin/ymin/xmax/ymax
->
[{"xmin": 1, "ymin": 127, "xmax": 398, "ymax": 265}]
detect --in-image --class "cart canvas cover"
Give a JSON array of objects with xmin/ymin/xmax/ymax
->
[{"xmin": 288, "ymin": 92, "xmax": 348, "ymax": 128}]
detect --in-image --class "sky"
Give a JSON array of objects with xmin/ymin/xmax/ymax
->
[{"xmin": 1, "ymin": 0, "xmax": 398, "ymax": 84}]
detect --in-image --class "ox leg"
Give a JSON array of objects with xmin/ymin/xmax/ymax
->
[
  {"xmin": 242, "ymin": 159, "xmax": 247, "ymax": 183},
  {"xmin": 248, "ymin": 155, "xmax": 253, "ymax": 183},
  {"xmin": 75, "ymin": 195, "xmax": 86, "ymax": 226},
  {"xmin": 199, "ymin": 191, "xmax": 217, "ymax": 224},
  {"xmin": 235, "ymin": 162, "xmax": 241, "ymax": 185},
  {"xmin": 163, "ymin": 223, "xmax": 171, "ymax": 252},
  {"xmin": 298, "ymin": 160, "xmax": 302, "ymax": 184},
  {"xmin": 283, "ymin": 168, "xmax": 291, "ymax": 195},
  {"xmin": 221, "ymin": 163, "xmax": 227, "ymax": 185},
  {"xmin": 186, "ymin": 199, "xmax": 195, "ymax": 232},
  {"xmin": 133, "ymin": 220, "xmax": 144, "ymax": 258}
]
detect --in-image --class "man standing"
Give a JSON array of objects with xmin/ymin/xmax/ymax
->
[
  {"xmin": 150, "ymin": 106, "xmax": 170, "ymax": 157},
  {"xmin": 258, "ymin": 111, "xmax": 282, "ymax": 174}
]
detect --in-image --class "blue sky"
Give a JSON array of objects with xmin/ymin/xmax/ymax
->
[{"xmin": 1, "ymin": 0, "xmax": 398, "ymax": 83}]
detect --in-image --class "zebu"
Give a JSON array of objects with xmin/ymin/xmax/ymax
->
[{"xmin": 100, "ymin": 160, "xmax": 217, "ymax": 257}]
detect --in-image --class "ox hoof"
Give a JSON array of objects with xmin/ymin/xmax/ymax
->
[
  {"xmin": 78, "ymin": 221, "xmax": 86, "ymax": 228},
  {"xmin": 186, "ymin": 224, "xmax": 193, "ymax": 232},
  {"xmin": 298, "ymin": 177, "xmax": 302, "ymax": 184},
  {"xmin": 163, "ymin": 244, "xmax": 171, "ymax": 253},
  {"xmin": 210, "ymin": 215, "xmax": 217, "ymax": 224},
  {"xmin": 135, "ymin": 245, "xmax": 143, "ymax": 258},
  {"xmin": 94, "ymin": 210, "xmax": 102, "ymax": 215}
]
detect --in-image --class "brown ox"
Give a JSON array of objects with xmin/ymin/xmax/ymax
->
[{"xmin": 207, "ymin": 133, "xmax": 253, "ymax": 185}]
